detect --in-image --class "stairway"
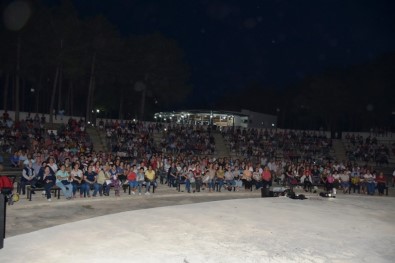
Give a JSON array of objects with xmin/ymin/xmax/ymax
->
[
  {"xmin": 86, "ymin": 126, "xmax": 108, "ymax": 152},
  {"xmin": 332, "ymin": 139, "xmax": 347, "ymax": 162},
  {"xmin": 212, "ymin": 132, "xmax": 230, "ymax": 157},
  {"xmin": 152, "ymin": 131, "xmax": 163, "ymax": 151}
]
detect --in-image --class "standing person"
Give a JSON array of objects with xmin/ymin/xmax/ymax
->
[
  {"xmin": 55, "ymin": 164, "xmax": 73, "ymax": 200},
  {"xmin": 376, "ymin": 172, "xmax": 387, "ymax": 196},
  {"xmin": 144, "ymin": 165, "xmax": 156, "ymax": 195},
  {"xmin": 84, "ymin": 164, "xmax": 99, "ymax": 197},
  {"xmin": 41, "ymin": 166, "xmax": 56, "ymax": 201}
]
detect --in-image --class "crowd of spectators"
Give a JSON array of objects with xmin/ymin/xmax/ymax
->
[
  {"xmin": 1, "ymin": 111, "xmax": 393, "ymax": 201},
  {"xmin": 221, "ymin": 127, "xmax": 333, "ymax": 164},
  {"xmin": 0, "ymin": 112, "xmax": 93, "ymax": 168},
  {"xmin": 158, "ymin": 124, "xmax": 215, "ymax": 155},
  {"xmin": 102, "ymin": 119, "xmax": 157, "ymax": 159},
  {"xmin": 344, "ymin": 133, "xmax": 391, "ymax": 165}
]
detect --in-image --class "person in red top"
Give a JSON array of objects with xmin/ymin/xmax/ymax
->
[
  {"xmin": 127, "ymin": 165, "xmax": 138, "ymax": 194},
  {"xmin": 261, "ymin": 166, "xmax": 272, "ymax": 189},
  {"xmin": 375, "ymin": 172, "xmax": 386, "ymax": 196}
]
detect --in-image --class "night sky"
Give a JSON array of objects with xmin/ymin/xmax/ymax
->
[{"xmin": 72, "ymin": 0, "xmax": 395, "ymax": 107}]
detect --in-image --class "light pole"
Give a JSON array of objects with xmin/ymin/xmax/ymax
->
[
  {"xmin": 30, "ymin": 88, "xmax": 35, "ymax": 113},
  {"xmin": 276, "ymin": 108, "xmax": 280, "ymax": 129}
]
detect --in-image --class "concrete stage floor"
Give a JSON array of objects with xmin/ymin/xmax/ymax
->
[{"xmin": 0, "ymin": 189, "xmax": 394, "ymax": 263}]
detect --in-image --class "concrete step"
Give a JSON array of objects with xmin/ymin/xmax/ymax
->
[
  {"xmin": 212, "ymin": 132, "xmax": 229, "ymax": 157},
  {"xmin": 86, "ymin": 127, "xmax": 107, "ymax": 152},
  {"xmin": 332, "ymin": 139, "xmax": 347, "ymax": 161}
]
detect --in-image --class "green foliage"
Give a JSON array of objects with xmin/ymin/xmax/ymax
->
[{"xmin": 0, "ymin": 0, "xmax": 191, "ymax": 120}]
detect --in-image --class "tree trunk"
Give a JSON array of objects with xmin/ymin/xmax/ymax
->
[
  {"xmin": 140, "ymin": 87, "xmax": 146, "ymax": 121},
  {"xmin": 86, "ymin": 52, "xmax": 96, "ymax": 123},
  {"xmin": 118, "ymin": 86, "xmax": 124, "ymax": 120},
  {"xmin": 2, "ymin": 72, "xmax": 9, "ymax": 110},
  {"xmin": 49, "ymin": 66, "xmax": 60, "ymax": 124},
  {"xmin": 35, "ymin": 74, "xmax": 42, "ymax": 114},
  {"xmin": 66, "ymin": 80, "xmax": 73, "ymax": 117},
  {"xmin": 15, "ymin": 35, "xmax": 21, "ymax": 122},
  {"xmin": 57, "ymin": 66, "xmax": 63, "ymax": 113}
]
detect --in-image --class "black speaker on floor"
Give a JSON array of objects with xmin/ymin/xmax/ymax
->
[
  {"xmin": 261, "ymin": 187, "xmax": 270, "ymax": 197},
  {"xmin": 0, "ymin": 193, "xmax": 5, "ymax": 249}
]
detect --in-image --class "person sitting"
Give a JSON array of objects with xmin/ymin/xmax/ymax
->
[
  {"xmin": 10, "ymin": 151, "xmax": 19, "ymax": 168},
  {"xmin": 252, "ymin": 166, "xmax": 262, "ymax": 190},
  {"xmin": 242, "ymin": 165, "xmax": 253, "ymax": 191},
  {"xmin": 83, "ymin": 164, "xmax": 99, "ymax": 197},
  {"xmin": 136, "ymin": 167, "xmax": 145, "ymax": 195},
  {"xmin": 364, "ymin": 169, "xmax": 375, "ymax": 195},
  {"xmin": 302, "ymin": 173, "xmax": 313, "ymax": 192},
  {"xmin": 105, "ymin": 164, "xmax": 120, "ymax": 196},
  {"xmin": 96, "ymin": 163, "xmax": 110, "ymax": 196},
  {"xmin": 144, "ymin": 165, "xmax": 156, "ymax": 195},
  {"xmin": 376, "ymin": 172, "xmax": 387, "ymax": 196},
  {"xmin": 127, "ymin": 164, "xmax": 138, "ymax": 194},
  {"xmin": 167, "ymin": 162, "xmax": 177, "ymax": 187},
  {"xmin": 186, "ymin": 169, "xmax": 196, "ymax": 193},
  {"xmin": 339, "ymin": 169, "xmax": 350, "ymax": 194},
  {"xmin": 55, "ymin": 163, "xmax": 73, "ymax": 200},
  {"xmin": 215, "ymin": 165, "xmax": 225, "ymax": 192},
  {"xmin": 40, "ymin": 165, "xmax": 56, "ymax": 201},
  {"xmin": 20, "ymin": 160, "xmax": 36, "ymax": 195},
  {"xmin": 178, "ymin": 166, "xmax": 188, "ymax": 192},
  {"xmin": 70, "ymin": 162, "xmax": 84, "ymax": 198},
  {"xmin": 261, "ymin": 166, "xmax": 272, "ymax": 190},
  {"xmin": 224, "ymin": 168, "xmax": 235, "ymax": 191}
]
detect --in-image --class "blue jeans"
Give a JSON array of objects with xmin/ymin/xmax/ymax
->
[
  {"xmin": 56, "ymin": 181, "xmax": 73, "ymax": 198},
  {"xmin": 84, "ymin": 182, "xmax": 99, "ymax": 196},
  {"xmin": 367, "ymin": 182, "xmax": 375, "ymax": 195},
  {"xmin": 137, "ymin": 181, "xmax": 144, "ymax": 193},
  {"xmin": 44, "ymin": 182, "xmax": 55, "ymax": 199},
  {"xmin": 216, "ymin": 179, "xmax": 224, "ymax": 191},
  {"xmin": 185, "ymin": 179, "xmax": 191, "ymax": 192},
  {"xmin": 129, "ymin": 181, "xmax": 138, "ymax": 189},
  {"xmin": 72, "ymin": 183, "xmax": 84, "ymax": 196},
  {"xmin": 146, "ymin": 181, "xmax": 156, "ymax": 193},
  {"xmin": 208, "ymin": 179, "xmax": 215, "ymax": 190},
  {"xmin": 225, "ymin": 180, "xmax": 235, "ymax": 187}
]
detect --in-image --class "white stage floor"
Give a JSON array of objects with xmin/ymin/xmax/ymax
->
[{"xmin": 1, "ymin": 195, "xmax": 394, "ymax": 263}]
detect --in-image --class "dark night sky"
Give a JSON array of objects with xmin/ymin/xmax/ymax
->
[{"xmin": 71, "ymin": 0, "xmax": 395, "ymax": 107}]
